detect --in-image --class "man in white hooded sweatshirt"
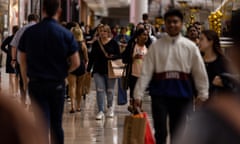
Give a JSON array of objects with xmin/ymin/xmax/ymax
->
[{"xmin": 134, "ymin": 9, "xmax": 209, "ymax": 144}]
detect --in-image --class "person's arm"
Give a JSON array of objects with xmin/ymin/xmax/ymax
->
[
  {"xmin": 82, "ymin": 42, "xmax": 89, "ymax": 69},
  {"xmin": 82, "ymin": 42, "xmax": 89, "ymax": 63},
  {"xmin": 19, "ymin": 51, "xmax": 28, "ymax": 91},
  {"xmin": 10, "ymin": 29, "xmax": 22, "ymax": 67},
  {"xmin": 133, "ymin": 44, "xmax": 155, "ymax": 106},
  {"xmin": 11, "ymin": 46, "xmax": 17, "ymax": 68},
  {"xmin": 1, "ymin": 37, "xmax": 10, "ymax": 53},
  {"xmin": 87, "ymin": 36, "xmax": 97, "ymax": 44},
  {"xmin": 191, "ymin": 46, "xmax": 209, "ymax": 102},
  {"xmin": 11, "ymin": 46, "xmax": 17, "ymax": 60},
  {"xmin": 67, "ymin": 34, "xmax": 81, "ymax": 73},
  {"xmin": 68, "ymin": 52, "xmax": 80, "ymax": 73}
]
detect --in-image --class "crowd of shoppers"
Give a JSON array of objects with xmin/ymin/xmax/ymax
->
[
  {"xmin": 1, "ymin": 25, "xmax": 19, "ymax": 97},
  {"xmin": 1, "ymin": 1, "xmax": 240, "ymax": 144}
]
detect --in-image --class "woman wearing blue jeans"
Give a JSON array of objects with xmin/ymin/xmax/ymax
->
[{"xmin": 87, "ymin": 24, "xmax": 121, "ymax": 120}]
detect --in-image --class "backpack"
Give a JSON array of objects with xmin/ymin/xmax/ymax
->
[{"xmin": 70, "ymin": 42, "xmax": 86, "ymax": 76}]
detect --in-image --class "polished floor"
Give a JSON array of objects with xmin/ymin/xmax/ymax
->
[
  {"xmin": 0, "ymin": 67, "xmax": 154, "ymax": 144},
  {"xmin": 63, "ymin": 92, "xmax": 153, "ymax": 144}
]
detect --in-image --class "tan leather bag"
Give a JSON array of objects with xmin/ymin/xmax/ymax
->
[{"xmin": 98, "ymin": 39, "xmax": 124, "ymax": 78}]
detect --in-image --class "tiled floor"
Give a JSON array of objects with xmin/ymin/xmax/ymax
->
[
  {"xmin": 63, "ymin": 89, "xmax": 153, "ymax": 144},
  {"xmin": 0, "ymin": 67, "xmax": 154, "ymax": 144}
]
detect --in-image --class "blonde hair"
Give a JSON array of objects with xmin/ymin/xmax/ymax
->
[
  {"xmin": 71, "ymin": 24, "xmax": 84, "ymax": 42},
  {"xmin": 98, "ymin": 24, "xmax": 112, "ymax": 38}
]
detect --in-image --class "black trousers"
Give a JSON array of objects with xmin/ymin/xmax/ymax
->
[
  {"xmin": 29, "ymin": 80, "xmax": 65, "ymax": 144},
  {"xmin": 129, "ymin": 75, "xmax": 138, "ymax": 100},
  {"xmin": 151, "ymin": 96, "xmax": 192, "ymax": 144},
  {"xmin": 16, "ymin": 63, "xmax": 26, "ymax": 103}
]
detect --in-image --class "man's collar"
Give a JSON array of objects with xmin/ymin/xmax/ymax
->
[
  {"xmin": 43, "ymin": 17, "xmax": 58, "ymax": 22},
  {"xmin": 165, "ymin": 33, "xmax": 182, "ymax": 44}
]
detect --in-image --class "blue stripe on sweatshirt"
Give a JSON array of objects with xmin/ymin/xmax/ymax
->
[{"xmin": 149, "ymin": 79, "xmax": 193, "ymax": 98}]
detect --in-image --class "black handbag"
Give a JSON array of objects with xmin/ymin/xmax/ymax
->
[{"xmin": 121, "ymin": 63, "xmax": 131, "ymax": 90}]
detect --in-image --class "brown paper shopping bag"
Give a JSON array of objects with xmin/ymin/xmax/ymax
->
[{"xmin": 122, "ymin": 115, "xmax": 146, "ymax": 144}]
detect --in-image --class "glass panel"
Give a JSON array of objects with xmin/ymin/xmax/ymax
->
[
  {"xmin": 0, "ymin": 0, "xmax": 9, "ymax": 39},
  {"xmin": 9, "ymin": 0, "xmax": 19, "ymax": 34},
  {"xmin": 31, "ymin": 0, "xmax": 40, "ymax": 15}
]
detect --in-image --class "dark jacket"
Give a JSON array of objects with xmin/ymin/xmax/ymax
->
[
  {"xmin": 205, "ymin": 56, "xmax": 229, "ymax": 96},
  {"xmin": 122, "ymin": 38, "xmax": 149, "ymax": 88},
  {"xmin": 1, "ymin": 35, "xmax": 14, "ymax": 56},
  {"xmin": 87, "ymin": 39, "xmax": 121, "ymax": 75}
]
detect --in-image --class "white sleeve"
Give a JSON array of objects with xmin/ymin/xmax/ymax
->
[
  {"xmin": 191, "ymin": 46, "xmax": 209, "ymax": 101},
  {"xmin": 10, "ymin": 29, "xmax": 21, "ymax": 48},
  {"xmin": 134, "ymin": 45, "xmax": 155, "ymax": 100}
]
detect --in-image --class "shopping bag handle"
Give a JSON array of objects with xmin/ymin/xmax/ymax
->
[{"xmin": 132, "ymin": 106, "xmax": 143, "ymax": 115}]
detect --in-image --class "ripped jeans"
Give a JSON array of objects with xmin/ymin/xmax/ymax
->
[{"xmin": 93, "ymin": 73, "xmax": 116, "ymax": 112}]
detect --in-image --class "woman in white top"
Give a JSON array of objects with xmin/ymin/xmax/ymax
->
[{"xmin": 122, "ymin": 28, "xmax": 149, "ymax": 110}]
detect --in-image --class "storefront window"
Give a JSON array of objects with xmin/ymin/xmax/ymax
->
[
  {"xmin": 22, "ymin": 0, "xmax": 30, "ymax": 25},
  {"xmin": 0, "ymin": 0, "xmax": 9, "ymax": 39},
  {"xmin": 31, "ymin": 0, "xmax": 40, "ymax": 17},
  {"xmin": 9, "ymin": 0, "xmax": 19, "ymax": 34}
]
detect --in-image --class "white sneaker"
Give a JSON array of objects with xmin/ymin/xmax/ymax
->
[
  {"xmin": 96, "ymin": 111, "xmax": 104, "ymax": 120},
  {"xmin": 106, "ymin": 107, "xmax": 114, "ymax": 118}
]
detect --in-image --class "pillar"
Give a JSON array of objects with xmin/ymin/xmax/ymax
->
[
  {"xmin": 67, "ymin": 0, "xmax": 71, "ymax": 22},
  {"xmin": 80, "ymin": 0, "xmax": 88, "ymax": 24},
  {"xmin": 130, "ymin": 0, "xmax": 148, "ymax": 25}
]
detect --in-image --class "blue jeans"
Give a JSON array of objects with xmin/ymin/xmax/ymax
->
[
  {"xmin": 93, "ymin": 73, "xmax": 116, "ymax": 112},
  {"xmin": 28, "ymin": 80, "xmax": 65, "ymax": 144}
]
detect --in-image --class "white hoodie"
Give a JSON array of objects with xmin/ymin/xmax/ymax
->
[{"xmin": 134, "ymin": 33, "xmax": 209, "ymax": 101}]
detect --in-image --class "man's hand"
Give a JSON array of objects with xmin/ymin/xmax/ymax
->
[
  {"xmin": 194, "ymin": 97, "xmax": 206, "ymax": 109},
  {"xmin": 133, "ymin": 99, "xmax": 141, "ymax": 108}
]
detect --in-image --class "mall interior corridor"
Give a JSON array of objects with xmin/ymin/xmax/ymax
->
[{"xmin": 0, "ymin": 66, "xmax": 154, "ymax": 144}]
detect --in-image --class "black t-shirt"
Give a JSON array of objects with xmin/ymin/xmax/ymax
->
[
  {"xmin": 71, "ymin": 42, "xmax": 86, "ymax": 76},
  {"xmin": 18, "ymin": 18, "xmax": 79, "ymax": 81},
  {"xmin": 84, "ymin": 32, "xmax": 93, "ymax": 49},
  {"xmin": 87, "ymin": 39, "xmax": 120, "ymax": 75},
  {"xmin": 205, "ymin": 56, "xmax": 228, "ymax": 96}
]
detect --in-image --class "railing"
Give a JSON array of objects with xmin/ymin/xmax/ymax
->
[
  {"xmin": 220, "ymin": 37, "xmax": 234, "ymax": 48},
  {"xmin": 220, "ymin": 37, "xmax": 234, "ymax": 58}
]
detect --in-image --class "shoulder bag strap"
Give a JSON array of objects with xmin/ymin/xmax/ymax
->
[{"xmin": 98, "ymin": 39, "xmax": 109, "ymax": 58}]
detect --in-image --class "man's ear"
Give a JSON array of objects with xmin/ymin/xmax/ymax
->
[{"xmin": 56, "ymin": 7, "xmax": 62, "ymax": 20}]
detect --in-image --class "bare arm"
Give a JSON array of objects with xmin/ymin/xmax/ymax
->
[
  {"xmin": 11, "ymin": 46, "xmax": 17, "ymax": 67},
  {"xmin": 191, "ymin": 46, "xmax": 209, "ymax": 101},
  {"xmin": 68, "ymin": 52, "xmax": 80, "ymax": 73},
  {"xmin": 11, "ymin": 46, "xmax": 17, "ymax": 59},
  {"xmin": 82, "ymin": 42, "xmax": 89, "ymax": 63},
  {"xmin": 19, "ymin": 51, "xmax": 28, "ymax": 91}
]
